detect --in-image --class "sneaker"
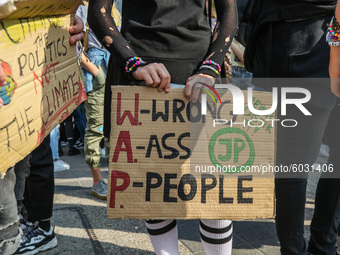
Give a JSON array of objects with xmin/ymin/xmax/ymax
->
[
  {"xmin": 19, "ymin": 216, "xmax": 32, "ymax": 232},
  {"xmin": 53, "ymin": 159, "xmax": 70, "ymax": 172},
  {"xmin": 91, "ymin": 179, "xmax": 107, "ymax": 200},
  {"xmin": 319, "ymin": 144, "xmax": 329, "ymax": 158},
  {"xmin": 15, "ymin": 222, "xmax": 57, "ymax": 255},
  {"xmin": 60, "ymin": 141, "xmax": 67, "ymax": 147},
  {"xmin": 75, "ymin": 140, "xmax": 84, "ymax": 150},
  {"xmin": 68, "ymin": 146, "xmax": 81, "ymax": 156}
]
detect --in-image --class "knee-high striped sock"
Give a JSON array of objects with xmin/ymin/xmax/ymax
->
[
  {"xmin": 145, "ymin": 220, "xmax": 179, "ymax": 255},
  {"xmin": 200, "ymin": 219, "xmax": 233, "ymax": 255}
]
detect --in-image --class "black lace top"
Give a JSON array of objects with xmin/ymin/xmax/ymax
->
[{"xmin": 88, "ymin": 0, "xmax": 237, "ymax": 82}]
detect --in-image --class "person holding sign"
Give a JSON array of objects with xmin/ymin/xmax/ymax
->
[
  {"xmin": 88, "ymin": 0, "xmax": 237, "ymax": 254},
  {"xmin": 243, "ymin": 0, "xmax": 340, "ymax": 254},
  {"xmin": 0, "ymin": 14, "xmax": 85, "ymax": 255}
]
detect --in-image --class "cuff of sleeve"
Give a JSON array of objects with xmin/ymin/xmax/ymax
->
[{"xmin": 196, "ymin": 68, "xmax": 220, "ymax": 79}]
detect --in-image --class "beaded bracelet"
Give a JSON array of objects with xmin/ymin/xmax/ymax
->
[
  {"xmin": 327, "ymin": 16, "xmax": 340, "ymax": 46},
  {"xmin": 125, "ymin": 57, "xmax": 147, "ymax": 73},
  {"xmin": 202, "ymin": 60, "xmax": 221, "ymax": 73},
  {"xmin": 199, "ymin": 65, "xmax": 219, "ymax": 75}
]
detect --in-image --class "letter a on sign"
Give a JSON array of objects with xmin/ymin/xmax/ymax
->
[{"xmin": 112, "ymin": 131, "xmax": 134, "ymax": 163}]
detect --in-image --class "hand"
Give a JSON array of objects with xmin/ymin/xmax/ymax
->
[
  {"xmin": 69, "ymin": 15, "xmax": 84, "ymax": 45},
  {"xmin": 185, "ymin": 73, "xmax": 215, "ymax": 102},
  {"xmin": 132, "ymin": 63, "xmax": 171, "ymax": 92},
  {"xmin": 0, "ymin": 97, "xmax": 3, "ymax": 109}
]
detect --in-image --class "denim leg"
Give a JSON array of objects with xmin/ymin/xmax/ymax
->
[
  {"xmin": 49, "ymin": 125, "xmax": 60, "ymax": 160},
  {"xmin": 0, "ymin": 168, "xmax": 21, "ymax": 255},
  {"xmin": 73, "ymin": 109, "xmax": 86, "ymax": 141}
]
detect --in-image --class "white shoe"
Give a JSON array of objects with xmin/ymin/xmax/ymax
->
[
  {"xmin": 53, "ymin": 159, "xmax": 70, "ymax": 172},
  {"xmin": 319, "ymin": 144, "xmax": 329, "ymax": 158}
]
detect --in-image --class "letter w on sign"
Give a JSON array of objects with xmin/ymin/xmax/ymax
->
[{"xmin": 116, "ymin": 93, "xmax": 139, "ymax": 125}]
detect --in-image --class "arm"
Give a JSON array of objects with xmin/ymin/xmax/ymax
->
[
  {"xmin": 329, "ymin": 4, "xmax": 340, "ymax": 97},
  {"xmin": 231, "ymin": 41, "xmax": 244, "ymax": 64},
  {"xmin": 80, "ymin": 53, "xmax": 99, "ymax": 77},
  {"xmin": 88, "ymin": 0, "xmax": 170, "ymax": 92},
  {"xmin": 185, "ymin": 0, "xmax": 237, "ymax": 100}
]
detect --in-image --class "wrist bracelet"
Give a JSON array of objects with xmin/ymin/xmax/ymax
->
[
  {"xmin": 125, "ymin": 57, "xmax": 147, "ymax": 73},
  {"xmin": 199, "ymin": 65, "xmax": 219, "ymax": 75},
  {"xmin": 202, "ymin": 60, "xmax": 221, "ymax": 72},
  {"xmin": 327, "ymin": 16, "xmax": 340, "ymax": 45}
]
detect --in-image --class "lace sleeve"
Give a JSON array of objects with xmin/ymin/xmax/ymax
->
[
  {"xmin": 88, "ymin": 0, "xmax": 137, "ymax": 65},
  {"xmin": 198, "ymin": 0, "xmax": 238, "ymax": 78}
]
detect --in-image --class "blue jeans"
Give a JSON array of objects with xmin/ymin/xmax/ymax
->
[
  {"xmin": 73, "ymin": 106, "xmax": 86, "ymax": 141},
  {"xmin": 232, "ymin": 66, "xmax": 254, "ymax": 90},
  {"xmin": 50, "ymin": 125, "xmax": 60, "ymax": 160},
  {"xmin": 83, "ymin": 47, "xmax": 110, "ymax": 93},
  {"xmin": 0, "ymin": 168, "xmax": 21, "ymax": 255}
]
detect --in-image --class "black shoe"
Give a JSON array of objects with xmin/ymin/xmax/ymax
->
[
  {"xmin": 15, "ymin": 222, "xmax": 57, "ymax": 254},
  {"xmin": 68, "ymin": 146, "xmax": 81, "ymax": 156}
]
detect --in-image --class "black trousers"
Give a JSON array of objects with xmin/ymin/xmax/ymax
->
[
  {"xmin": 24, "ymin": 135, "xmax": 54, "ymax": 222},
  {"xmin": 308, "ymin": 103, "xmax": 340, "ymax": 255}
]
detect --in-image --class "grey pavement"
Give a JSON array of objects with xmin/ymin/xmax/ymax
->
[{"xmin": 39, "ymin": 146, "xmax": 339, "ymax": 255}]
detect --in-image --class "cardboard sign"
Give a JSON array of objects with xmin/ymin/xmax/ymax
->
[
  {"xmin": 0, "ymin": 13, "xmax": 86, "ymax": 175},
  {"xmin": 108, "ymin": 86, "xmax": 275, "ymax": 220},
  {"xmin": 0, "ymin": 0, "xmax": 82, "ymax": 20}
]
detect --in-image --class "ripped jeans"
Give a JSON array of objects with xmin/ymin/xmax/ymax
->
[{"xmin": 0, "ymin": 168, "xmax": 21, "ymax": 255}]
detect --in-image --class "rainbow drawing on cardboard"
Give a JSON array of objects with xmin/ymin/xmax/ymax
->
[{"xmin": 0, "ymin": 60, "xmax": 17, "ymax": 108}]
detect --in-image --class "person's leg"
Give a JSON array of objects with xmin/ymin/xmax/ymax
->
[
  {"xmin": 275, "ymin": 104, "xmax": 331, "ymax": 255},
  {"xmin": 84, "ymin": 67, "xmax": 107, "ymax": 199},
  {"xmin": 50, "ymin": 125, "xmax": 59, "ymax": 161},
  {"xmin": 24, "ymin": 135, "xmax": 54, "ymax": 226},
  {"xmin": 200, "ymin": 220, "xmax": 233, "ymax": 255},
  {"xmin": 63, "ymin": 115, "xmax": 80, "ymax": 156},
  {"xmin": 16, "ymin": 135, "xmax": 57, "ymax": 254},
  {"xmin": 145, "ymin": 220, "xmax": 179, "ymax": 255},
  {"xmin": 72, "ymin": 103, "xmax": 86, "ymax": 142},
  {"xmin": 308, "ymin": 103, "xmax": 340, "ymax": 255},
  {"xmin": 0, "ymin": 167, "xmax": 21, "ymax": 255},
  {"xmin": 14, "ymin": 155, "xmax": 31, "ymax": 217}
]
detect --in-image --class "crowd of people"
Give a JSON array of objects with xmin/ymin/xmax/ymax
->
[{"xmin": 0, "ymin": 0, "xmax": 340, "ymax": 254}]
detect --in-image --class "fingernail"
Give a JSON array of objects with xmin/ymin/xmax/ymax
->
[
  {"xmin": 165, "ymin": 88, "xmax": 169, "ymax": 93},
  {"xmin": 1, "ymin": 81, "xmax": 7, "ymax": 86}
]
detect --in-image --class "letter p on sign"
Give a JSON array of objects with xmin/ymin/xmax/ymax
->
[{"xmin": 110, "ymin": 171, "xmax": 130, "ymax": 208}]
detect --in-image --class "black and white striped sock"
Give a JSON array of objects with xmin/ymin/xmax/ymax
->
[
  {"xmin": 200, "ymin": 219, "xmax": 233, "ymax": 255},
  {"xmin": 145, "ymin": 220, "xmax": 179, "ymax": 255}
]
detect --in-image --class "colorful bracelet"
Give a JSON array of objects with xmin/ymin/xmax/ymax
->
[
  {"xmin": 202, "ymin": 60, "xmax": 221, "ymax": 73},
  {"xmin": 125, "ymin": 57, "xmax": 147, "ymax": 73},
  {"xmin": 199, "ymin": 65, "xmax": 219, "ymax": 75},
  {"xmin": 327, "ymin": 16, "xmax": 340, "ymax": 45}
]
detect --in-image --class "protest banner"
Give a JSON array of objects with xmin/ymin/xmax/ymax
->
[
  {"xmin": 0, "ymin": 0, "xmax": 85, "ymax": 175},
  {"xmin": 108, "ymin": 86, "xmax": 276, "ymax": 220}
]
